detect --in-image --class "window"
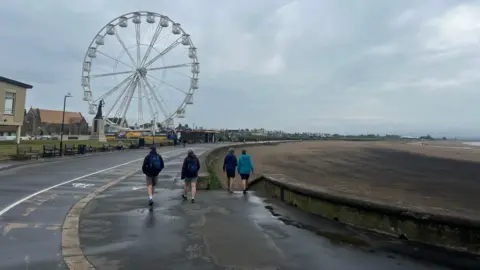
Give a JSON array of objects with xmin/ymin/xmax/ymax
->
[{"xmin": 4, "ymin": 92, "xmax": 15, "ymax": 115}]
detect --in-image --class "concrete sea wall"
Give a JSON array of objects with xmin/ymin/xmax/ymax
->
[{"xmin": 251, "ymin": 174, "xmax": 480, "ymax": 255}]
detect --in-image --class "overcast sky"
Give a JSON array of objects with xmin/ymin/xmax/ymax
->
[{"xmin": 1, "ymin": 0, "xmax": 480, "ymax": 136}]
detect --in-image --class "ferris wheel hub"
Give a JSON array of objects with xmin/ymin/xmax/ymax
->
[{"xmin": 137, "ymin": 67, "xmax": 148, "ymax": 77}]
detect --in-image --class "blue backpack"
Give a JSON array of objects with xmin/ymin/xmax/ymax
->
[
  {"xmin": 187, "ymin": 159, "xmax": 198, "ymax": 173},
  {"xmin": 149, "ymin": 154, "xmax": 163, "ymax": 170}
]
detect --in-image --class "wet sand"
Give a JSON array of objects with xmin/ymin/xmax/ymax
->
[{"xmin": 213, "ymin": 141, "xmax": 480, "ymax": 219}]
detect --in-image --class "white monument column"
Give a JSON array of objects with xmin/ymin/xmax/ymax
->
[
  {"xmin": 89, "ymin": 100, "xmax": 107, "ymax": 142},
  {"xmin": 16, "ymin": 125, "xmax": 21, "ymax": 144}
]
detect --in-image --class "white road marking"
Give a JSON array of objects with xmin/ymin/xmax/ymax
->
[
  {"xmin": 0, "ymin": 149, "xmax": 179, "ymax": 217},
  {"xmin": 72, "ymin": 183, "xmax": 94, "ymax": 188},
  {"xmin": 132, "ymin": 186, "xmax": 145, "ymax": 191},
  {"xmin": 24, "ymin": 255, "xmax": 29, "ymax": 270}
]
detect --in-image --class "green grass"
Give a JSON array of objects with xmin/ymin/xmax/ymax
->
[
  {"xmin": 0, "ymin": 138, "xmax": 170, "ymax": 158},
  {"xmin": 0, "ymin": 140, "xmax": 106, "ymax": 157},
  {"xmin": 207, "ymin": 163, "xmax": 223, "ymax": 190}
]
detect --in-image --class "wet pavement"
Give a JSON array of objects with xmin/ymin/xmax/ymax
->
[
  {"xmin": 78, "ymin": 153, "xmax": 479, "ymax": 269},
  {"xmin": 1, "ymin": 142, "xmax": 478, "ymax": 269},
  {"xmin": 0, "ymin": 145, "xmax": 216, "ymax": 270}
]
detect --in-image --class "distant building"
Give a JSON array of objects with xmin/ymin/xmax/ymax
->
[
  {"xmin": 0, "ymin": 76, "xmax": 33, "ymax": 141},
  {"xmin": 251, "ymin": 128, "xmax": 268, "ymax": 137},
  {"xmin": 176, "ymin": 123, "xmax": 192, "ymax": 131},
  {"xmin": 23, "ymin": 108, "xmax": 89, "ymax": 136},
  {"xmin": 176, "ymin": 124, "xmax": 218, "ymax": 142}
]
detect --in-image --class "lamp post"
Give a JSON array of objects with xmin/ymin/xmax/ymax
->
[
  {"xmin": 152, "ymin": 116, "xmax": 156, "ymax": 145},
  {"xmin": 59, "ymin": 93, "xmax": 72, "ymax": 156}
]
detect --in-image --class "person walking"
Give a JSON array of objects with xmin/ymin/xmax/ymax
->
[
  {"xmin": 181, "ymin": 149, "xmax": 200, "ymax": 203},
  {"xmin": 237, "ymin": 149, "xmax": 254, "ymax": 194},
  {"xmin": 223, "ymin": 148, "xmax": 237, "ymax": 193},
  {"xmin": 141, "ymin": 145, "xmax": 165, "ymax": 206}
]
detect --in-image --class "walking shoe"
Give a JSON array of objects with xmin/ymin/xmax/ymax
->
[
  {"xmin": 182, "ymin": 194, "xmax": 187, "ymax": 200},
  {"xmin": 243, "ymin": 190, "xmax": 247, "ymax": 195},
  {"xmin": 191, "ymin": 198, "xmax": 195, "ymax": 203},
  {"xmin": 148, "ymin": 199, "xmax": 154, "ymax": 206}
]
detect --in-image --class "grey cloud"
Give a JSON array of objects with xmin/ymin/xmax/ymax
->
[{"xmin": 1, "ymin": 0, "xmax": 480, "ymax": 136}]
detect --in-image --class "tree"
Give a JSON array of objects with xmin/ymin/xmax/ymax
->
[{"xmin": 420, "ymin": 134, "xmax": 433, "ymax": 140}]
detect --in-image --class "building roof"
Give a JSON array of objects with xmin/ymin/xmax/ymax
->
[
  {"xmin": 0, "ymin": 76, "xmax": 33, "ymax": 89},
  {"xmin": 36, "ymin": 109, "xmax": 85, "ymax": 124}
]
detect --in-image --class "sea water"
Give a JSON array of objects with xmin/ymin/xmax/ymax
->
[{"xmin": 462, "ymin": 141, "xmax": 480, "ymax": 146}]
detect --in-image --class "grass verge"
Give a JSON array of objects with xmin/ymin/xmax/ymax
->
[
  {"xmin": 207, "ymin": 159, "xmax": 223, "ymax": 190},
  {"xmin": 0, "ymin": 138, "xmax": 170, "ymax": 158}
]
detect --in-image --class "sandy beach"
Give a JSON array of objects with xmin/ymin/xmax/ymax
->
[{"xmin": 213, "ymin": 141, "xmax": 480, "ymax": 219}]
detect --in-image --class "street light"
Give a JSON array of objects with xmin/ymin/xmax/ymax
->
[
  {"xmin": 59, "ymin": 93, "xmax": 73, "ymax": 156},
  {"xmin": 152, "ymin": 115, "xmax": 156, "ymax": 145}
]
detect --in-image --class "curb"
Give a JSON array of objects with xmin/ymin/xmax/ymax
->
[
  {"xmin": 0, "ymin": 151, "xmax": 119, "ymax": 172},
  {"xmin": 250, "ymin": 174, "xmax": 480, "ymax": 255},
  {"xmin": 61, "ymin": 169, "xmax": 141, "ymax": 270}
]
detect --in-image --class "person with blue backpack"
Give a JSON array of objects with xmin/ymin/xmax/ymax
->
[
  {"xmin": 223, "ymin": 148, "xmax": 237, "ymax": 193},
  {"xmin": 142, "ymin": 145, "xmax": 165, "ymax": 206},
  {"xmin": 181, "ymin": 149, "xmax": 200, "ymax": 203},
  {"xmin": 237, "ymin": 149, "xmax": 254, "ymax": 194}
]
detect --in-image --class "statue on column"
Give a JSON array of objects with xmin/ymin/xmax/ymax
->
[
  {"xmin": 93, "ymin": 99, "xmax": 105, "ymax": 133},
  {"xmin": 94, "ymin": 99, "xmax": 105, "ymax": 120}
]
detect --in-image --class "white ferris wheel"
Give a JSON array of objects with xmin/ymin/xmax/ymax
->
[{"xmin": 81, "ymin": 11, "xmax": 199, "ymax": 130}]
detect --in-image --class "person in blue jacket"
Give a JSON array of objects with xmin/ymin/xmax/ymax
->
[
  {"xmin": 223, "ymin": 148, "xmax": 237, "ymax": 193},
  {"xmin": 237, "ymin": 149, "xmax": 254, "ymax": 194}
]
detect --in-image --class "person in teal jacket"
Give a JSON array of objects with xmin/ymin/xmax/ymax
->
[{"xmin": 237, "ymin": 149, "xmax": 254, "ymax": 194}]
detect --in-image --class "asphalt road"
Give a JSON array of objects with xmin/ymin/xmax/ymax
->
[
  {"xmin": 0, "ymin": 143, "xmax": 478, "ymax": 269},
  {"xmin": 0, "ymin": 145, "xmax": 214, "ymax": 270}
]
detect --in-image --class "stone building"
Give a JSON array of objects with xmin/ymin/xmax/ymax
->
[
  {"xmin": 23, "ymin": 108, "xmax": 89, "ymax": 136},
  {"xmin": 0, "ymin": 76, "xmax": 32, "ymax": 140}
]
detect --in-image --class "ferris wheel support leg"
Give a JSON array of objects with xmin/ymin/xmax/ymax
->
[
  {"xmin": 119, "ymin": 77, "xmax": 138, "ymax": 127},
  {"xmin": 95, "ymin": 73, "xmax": 135, "ymax": 103},
  {"xmin": 141, "ymin": 76, "xmax": 170, "ymax": 119},
  {"xmin": 137, "ymin": 79, "xmax": 144, "ymax": 125},
  {"xmin": 140, "ymin": 79, "xmax": 157, "ymax": 119},
  {"xmin": 105, "ymin": 75, "xmax": 137, "ymax": 120}
]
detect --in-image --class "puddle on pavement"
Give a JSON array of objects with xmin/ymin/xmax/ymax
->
[
  {"xmin": 143, "ymin": 214, "xmax": 182, "ymax": 230},
  {"xmin": 249, "ymin": 184, "xmax": 370, "ymax": 248},
  {"xmin": 263, "ymin": 205, "xmax": 371, "ymax": 248},
  {"xmin": 83, "ymin": 240, "xmax": 136, "ymax": 255}
]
